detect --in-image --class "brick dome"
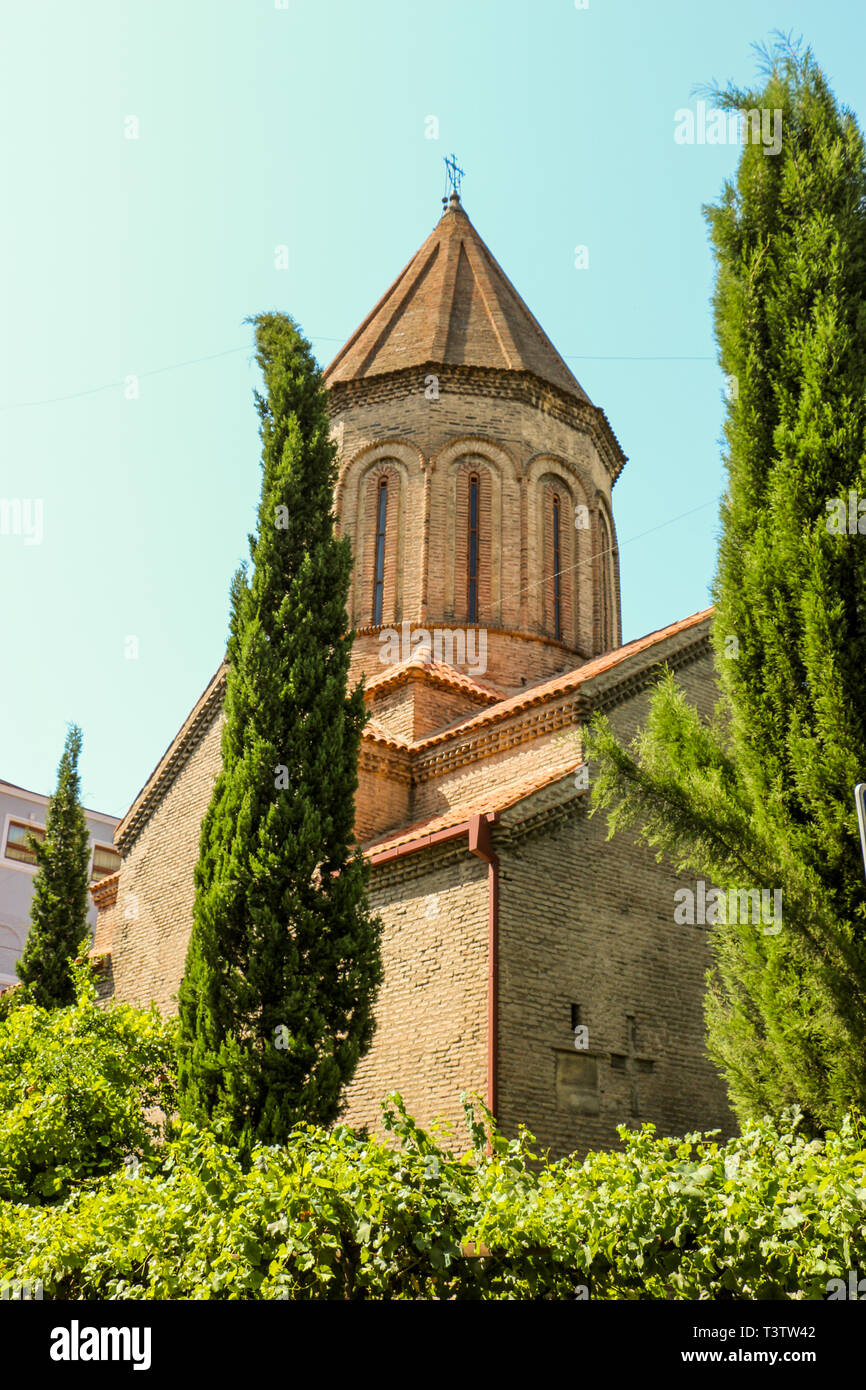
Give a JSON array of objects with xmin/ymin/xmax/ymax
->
[{"xmin": 324, "ymin": 192, "xmax": 591, "ymax": 402}]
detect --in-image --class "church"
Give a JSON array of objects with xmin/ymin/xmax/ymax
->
[{"xmin": 90, "ymin": 189, "xmax": 734, "ymax": 1156}]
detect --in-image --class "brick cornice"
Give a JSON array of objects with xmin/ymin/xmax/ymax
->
[
  {"xmin": 353, "ymin": 620, "xmax": 587, "ymax": 663},
  {"xmin": 413, "ymin": 697, "xmax": 587, "ymax": 782},
  {"xmin": 114, "ymin": 616, "xmax": 713, "ymax": 853},
  {"xmin": 495, "ymin": 789, "xmax": 587, "ymax": 848},
  {"xmin": 360, "ymin": 740, "xmax": 412, "ymax": 784},
  {"xmin": 90, "ymin": 871, "xmax": 120, "ymax": 909},
  {"xmin": 327, "ymin": 364, "xmax": 628, "ymax": 485},
  {"xmin": 116, "ymin": 663, "xmax": 228, "ymax": 852},
  {"xmin": 408, "ymin": 617, "xmax": 713, "ymax": 761},
  {"xmin": 404, "ymin": 627, "xmax": 712, "ymax": 781},
  {"xmin": 586, "ymin": 633, "xmax": 711, "ymax": 716},
  {"xmin": 368, "ymin": 835, "xmax": 478, "ymax": 890}
]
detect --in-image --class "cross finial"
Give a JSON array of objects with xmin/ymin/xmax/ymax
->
[{"xmin": 443, "ymin": 153, "xmax": 465, "ymax": 201}]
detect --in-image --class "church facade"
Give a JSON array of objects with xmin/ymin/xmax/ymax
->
[{"xmin": 90, "ymin": 192, "xmax": 734, "ymax": 1155}]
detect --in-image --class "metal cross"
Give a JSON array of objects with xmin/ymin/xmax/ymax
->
[{"xmin": 444, "ymin": 153, "xmax": 465, "ymax": 197}]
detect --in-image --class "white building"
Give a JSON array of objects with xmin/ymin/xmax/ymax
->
[{"xmin": 0, "ymin": 779, "xmax": 120, "ymax": 989}]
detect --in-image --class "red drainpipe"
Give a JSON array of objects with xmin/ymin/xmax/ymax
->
[
  {"xmin": 368, "ymin": 810, "xmax": 500, "ymax": 1119},
  {"xmin": 468, "ymin": 813, "xmax": 499, "ymax": 1119}
]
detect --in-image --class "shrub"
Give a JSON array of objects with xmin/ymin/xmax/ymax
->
[
  {"xmin": 1, "ymin": 1093, "xmax": 865, "ymax": 1299},
  {"xmin": 0, "ymin": 966, "xmax": 176, "ymax": 1204}
]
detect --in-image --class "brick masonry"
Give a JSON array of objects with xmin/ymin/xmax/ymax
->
[
  {"xmin": 333, "ymin": 374, "xmax": 620, "ymax": 659},
  {"xmin": 96, "ymin": 625, "xmax": 734, "ymax": 1154},
  {"xmin": 92, "ymin": 198, "xmax": 735, "ymax": 1156}
]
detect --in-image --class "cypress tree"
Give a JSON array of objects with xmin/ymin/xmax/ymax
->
[
  {"xmin": 585, "ymin": 38, "xmax": 866, "ymax": 1130},
  {"xmin": 17, "ymin": 724, "xmax": 92, "ymax": 1008},
  {"xmin": 177, "ymin": 311, "xmax": 383, "ymax": 1149}
]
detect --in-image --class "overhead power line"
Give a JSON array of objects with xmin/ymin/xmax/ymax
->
[{"xmin": 0, "ymin": 342, "xmax": 719, "ymax": 413}]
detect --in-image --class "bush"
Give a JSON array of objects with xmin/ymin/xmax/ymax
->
[
  {"xmin": 1, "ymin": 1091, "xmax": 865, "ymax": 1299},
  {"xmin": 0, "ymin": 966, "xmax": 176, "ymax": 1204}
]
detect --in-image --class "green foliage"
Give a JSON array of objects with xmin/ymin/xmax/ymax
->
[
  {"xmin": 178, "ymin": 312, "xmax": 383, "ymax": 1150},
  {"xmin": 1, "ymin": 1094, "xmax": 865, "ymax": 1300},
  {"xmin": 16, "ymin": 724, "xmax": 92, "ymax": 1008},
  {"xmin": 586, "ymin": 39, "xmax": 866, "ymax": 1130},
  {"xmin": 0, "ymin": 965, "xmax": 176, "ymax": 1204}
]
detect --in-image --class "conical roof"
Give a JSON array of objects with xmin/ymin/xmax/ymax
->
[{"xmin": 324, "ymin": 193, "xmax": 590, "ymax": 403}]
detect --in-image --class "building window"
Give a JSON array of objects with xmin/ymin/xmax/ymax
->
[
  {"xmin": 552, "ymin": 493, "xmax": 562, "ymax": 641},
  {"xmin": 467, "ymin": 473, "xmax": 480, "ymax": 622},
  {"xmin": 599, "ymin": 512, "xmax": 613, "ymax": 650},
  {"xmin": 0, "ymin": 924, "xmax": 20, "ymax": 984},
  {"xmin": 91, "ymin": 844, "xmax": 121, "ymax": 882},
  {"xmin": 373, "ymin": 477, "xmax": 388, "ymax": 626},
  {"xmin": 4, "ymin": 820, "xmax": 45, "ymax": 866}
]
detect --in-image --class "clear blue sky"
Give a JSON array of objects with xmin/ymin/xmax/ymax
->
[{"xmin": 1, "ymin": 0, "xmax": 863, "ymax": 817}]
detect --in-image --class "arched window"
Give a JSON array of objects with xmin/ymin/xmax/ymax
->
[
  {"xmin": 467, "ymin": 473, "xmax": 480, "ymax": 622},
  {"xmin": 598, "ymin": 510, "xmax": 614, "ymax": 651},
  {"xmin": 552, "ymin": 493, "xmax": 562, "ymax": 641},
  {"xmin": 373, "ymin": 477, "xmax": 388, "ymax": 625}
]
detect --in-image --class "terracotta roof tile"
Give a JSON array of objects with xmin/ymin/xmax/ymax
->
[
  {"xmin": 90, "ymin": 870, "xmax": 120, "ymax": 907},
  {"xmin": 364, "ymin": 757, "xmax": 583, "ymax": 858},
  {"xmin": 364, "ymin": 720, "xmax": 411, "ymax": 750},
  {"xmin": 112, "ymin": 608, "xmax": 713, "ymax": 856},
  {"xmin": 411, "ymin": 607, "xmax": 713, "ymax": 750},
  {"xmin": 364, "ymin": 651, "xmax": 503, "ymax": 704}
]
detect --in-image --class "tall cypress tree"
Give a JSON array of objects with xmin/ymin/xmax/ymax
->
[
  {"xmin": 586, "ymin": 39, "xmax": 866, "ymax": 1131},
  {"xmin": 177, "ymin": 312, "xmax": 383, "ymax": 1148},
  {"xmin": 17, "ymin": 724, "xmax": 92, "ymax": 1008}
]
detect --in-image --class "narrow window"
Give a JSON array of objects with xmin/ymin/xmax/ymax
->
[
  {"xmin": 373, "ymin": 477, "xmax": 388, "ymax": 625},
  {"xmin": 467, "ymin": 473, "xmax": 479, "ymax": 622},
  {"xmin": 599, "ymin": 516, "xmax": 612, "ymax": 650},
  {"xmin": 553, "ymin": 493, "xmax": 562, "ymax": 641}
]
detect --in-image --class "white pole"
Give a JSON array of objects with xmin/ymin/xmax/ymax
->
[{"xmin": 855, "ymin": 784, "xmax": 866, "ymax": 882}]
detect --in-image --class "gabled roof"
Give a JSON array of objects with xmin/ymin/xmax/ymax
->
[
  {"xmin": 364, "ymin": 758, "xmax": 583, "ymax": 859},
  {"xmin": 362, "ymin": 608, "xmax": 714, "ymax": 861},
  {"xmin": 113, "ymin": 608, "xmax": 713, "ymax": 855},
  {"xmin": 324, "ymin": 193, "xmax": 590, "ymax": 403},
  {"xmin": 115, "ymin": 664, "xmax": 415, "ymax": 848},
  {"xmin": 363, "ymin": 650, "xmax": 503, "ymax": 706},
  {"xmin": 410, "ymin": 607, "xmax": 713, "ymax": 751}
]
